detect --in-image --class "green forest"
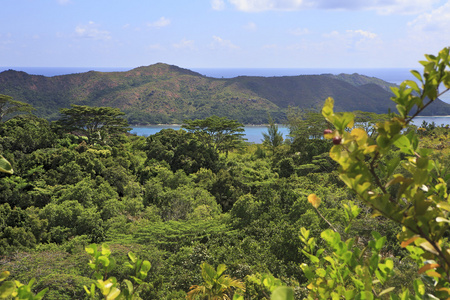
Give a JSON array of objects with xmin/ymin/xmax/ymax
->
[{"xmin": 1, "ymin": 48, "xmax": 450, "ymax": 300}]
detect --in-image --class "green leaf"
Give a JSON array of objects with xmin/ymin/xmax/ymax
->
[
  {"xmin": 413, "ymin": 279, "xmax": 425, "ymax": 296},
  {"xmin": 101, "ymin": 244, "xmax": 111, "ymax": 256},
  {"xmin": 0, "ymin": 281, "xmax": 15, "ymax": 298},
  {"xmin": 0, "ymin": 155, "xmax": 13, "ymax": 174},
  {"xmin": 98, "ymin": 256, "xmax": 110, "ymax": 267},
  {"xmin": 393, "ymin": 136, "xmax": 413, "ymax": 154},
  {"xmin": 85, "ymin": 244, "xmax": 97, "ymax": 255},
  {"xmin": 300, "ymin": 227, "xmax": 310, "ymax": 240},
  {"xmin": 106, "ymin": 287, "xmax": 121, "ymax": 300},
  {"xmin": 0, "ymin": 271, "xmax": 9, "ymax": 282},
  {"xmin": 34, "ymin": 287, "xmax": 49, "ymax": 300},
  {"xmin": 271, "ymin": 286, "xmax": 294, "ymax": 300},
  {"xmin": 216, "ymin": 264, "xmax": 227, "ymax": 277},
  {"xmin": 124, "ymin": 262, "xmax": 133, "ymax": 270},
  {"xmin": 300, "ymin": 263, "xmax": 315, "ymax": 281},
  {"xmin": 410, "ymin": 70, "xmax": 423, "ymax": 82},
  {"xmin": 316, "ymin": 268, "xmax": 326, "ymax": 278},
  {"xmin": 123, "ymin": 279, "xmax": 133, "ymax": 295},
  {"xmin": 140, "ymin": 260, "xmax": 151, "ymax": 274},
  {"xmin": 128, "ymin": 252, "xmax": 137, "ymax": 263}
]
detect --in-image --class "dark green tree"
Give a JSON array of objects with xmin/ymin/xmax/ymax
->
[
  {"xmin": 182, "ymin": 116, "xmax": 246, "ymax": 157},
  {"xmin": 57, "ymin": 105, "xmax": 130, "ymax": 144},
  {"xmin": 144, "ymin": 129, "xmax": 219, "ymax": 175},
  {"xmin": 0, "ymin": 94, "xmax": 34, "ymax": 122}
]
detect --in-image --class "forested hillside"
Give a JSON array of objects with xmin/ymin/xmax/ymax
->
[{"xmin": 2, "ymin": 63, "xmax": 450, "ymax": 124}]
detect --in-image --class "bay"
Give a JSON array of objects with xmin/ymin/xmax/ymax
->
[
  {"xmin": 131, "ymin": 125, "xmax": 290, "ymax": 144},
  {"xmin": 131, "ymin": 116, "xmax": 450, "ymax": 144}
]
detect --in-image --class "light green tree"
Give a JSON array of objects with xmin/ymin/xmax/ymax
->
[
  {"xmin": 262, "ymin": 114, "xmax": 283, "ymax": 151},
  {"xmin": 186, "ymin": 262, "xmax": 245, "ymax": 300}
]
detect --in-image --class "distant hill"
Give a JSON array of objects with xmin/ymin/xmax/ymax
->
[{"xmin": 1, "ymin": 63, "xmax": 449, "ymax": 124}]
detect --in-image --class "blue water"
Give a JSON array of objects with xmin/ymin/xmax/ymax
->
[
  {"xmin": 131, "ymin": 117, "xmax": 450, "ymax": 144},
  {"xmin": 0, "ymin": 67, "xmax": 131, "ymax": 76},
  {"xmin": 0, "ymin": 66, "xmax": 414, "ymax": 84},
  {"xmin": 131, "ymin": 125, "xmax": 290, "ymax": 144}
]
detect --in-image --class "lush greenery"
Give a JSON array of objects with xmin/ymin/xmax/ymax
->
[
  {"xmin": 2, "ymin": 64, "xmax": 450, "ymax": 125},
  {"xmin": 1, "ymin": 48, "xmax": 450, "ymax": 299}
]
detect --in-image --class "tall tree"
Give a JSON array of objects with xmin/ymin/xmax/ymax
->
[
  {"xmin": 262, "ymin": 114, "xmax": 283, "ymax": 151},
  {"xmin": 182, "ymin": 116, "xmax": 246, "ymax": 156},
  {"xmin": 0, "ymin": 94, "xmax": 34, "ymax": 122},
  {"xmin": 57, "ymin": 105, "xmax": 130, "ymax": 144}
]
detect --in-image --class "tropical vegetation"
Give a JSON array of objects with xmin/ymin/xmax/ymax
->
[{"xmin": 0, "ymin": 47, "xmax": 449, "ymax": 299}]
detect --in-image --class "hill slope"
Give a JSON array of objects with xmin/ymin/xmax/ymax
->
[{"xmin": 1, "ymin": 63, "xmax": 449, "ymax": 124}]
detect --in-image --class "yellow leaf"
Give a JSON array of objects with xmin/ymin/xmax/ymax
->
[
  {"xmin": 351, "ymin": 128, "xmax": 367, "ymax": 140},
  {"xmin": 322, "ymin": 97, "xmax": 335, "ymax": 119},
  {"xmin": 419, "ymin": 241, "xmax": 440, "ymax": 255},
  {"xmin": 418, "ymin": 263, "xmax": 439, "ymax": 274},
  {"xmin": 400, "ymin": 236, "xmax": 419, "ymax": 248},
  {"xmin": 363, "ymin": 145, "xmax": 378, "ymax": 154},
  {"xmin": 308, "ymin": 194, "xmax": 321, "ymax": 208},
  {"xmin": 437, "ymin": 287, "xmax": 450, "ymax": 294},
  {"xmin": 425, "ymin": 271, "xmax": 441, "ymax": 278},
  {"xmin": 437, "ymin": 202, "xmax": 450, "ymax": 212}
]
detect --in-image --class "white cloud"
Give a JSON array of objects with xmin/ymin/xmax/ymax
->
[
  {"xmin": 173, "ymin": 38, "xmax": 196, "ymax": 49},
  {"xmin": 346, "ymin": 29, "xmax": 377, "ymax": 39},
  {"xmin": 408, "ymin": 1, "xmax": 450, "ymax": 32},
  {"xmin": 244, "ymin": 22, "xmax": 257, "ymax": 31},
  {"xmin": 147, "ymin": 17, "xmax": 171, "ymax": 28},
  {"xmin": 75, "ymin": 21, "xmax": 111, "ymax": 41},
  {"xmin": 402, "ymin": 2, "xmax": 450, "ymax": 57},
  {"xmin": 227, "ymin": 0, "xmax": 439, "ymax": 14},
  {"xmin": 210, "ymin": 36, "xmax": 240, "ymax": 50},
  {"xmin": 321, "ymin": 29, "xmax": 381, "ymax": 52},
  {"xmin": 291, "ymin": 27, "xmax": 309, "ymax": 36},
  {"xmin": 211, "ymin": 0, "xmax": 226, "ymax": 10}
]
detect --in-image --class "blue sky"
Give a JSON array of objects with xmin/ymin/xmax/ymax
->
[{"xmin": 1, "ymin": 0, "xmax": 449, "ymax": 68}]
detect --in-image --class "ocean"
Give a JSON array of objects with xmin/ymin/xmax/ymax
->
[{"xmin": 0, "ymin": 66, "xmax": 416, "ymax": 84}]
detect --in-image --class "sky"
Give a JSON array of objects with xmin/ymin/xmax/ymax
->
[{"xmin": 1, "ymin": 0, "xmax": 450, "ymax": 69}]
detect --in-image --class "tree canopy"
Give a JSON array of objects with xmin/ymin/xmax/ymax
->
[
  {"xmin": 182, "ymin": 115, "xmax": 246, "ymax": 156},
  {"xmin": 0, "ymin": 94, "xmax": 34, "ymax": 122},
  {"xmin": 57, "ymin": 105, "xmax": 130, "ymax": 144}
]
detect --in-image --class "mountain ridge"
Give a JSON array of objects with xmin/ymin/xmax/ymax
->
[{"xmin": 1, "ymin": 63, "xmax": 449, "ymax": 124}]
